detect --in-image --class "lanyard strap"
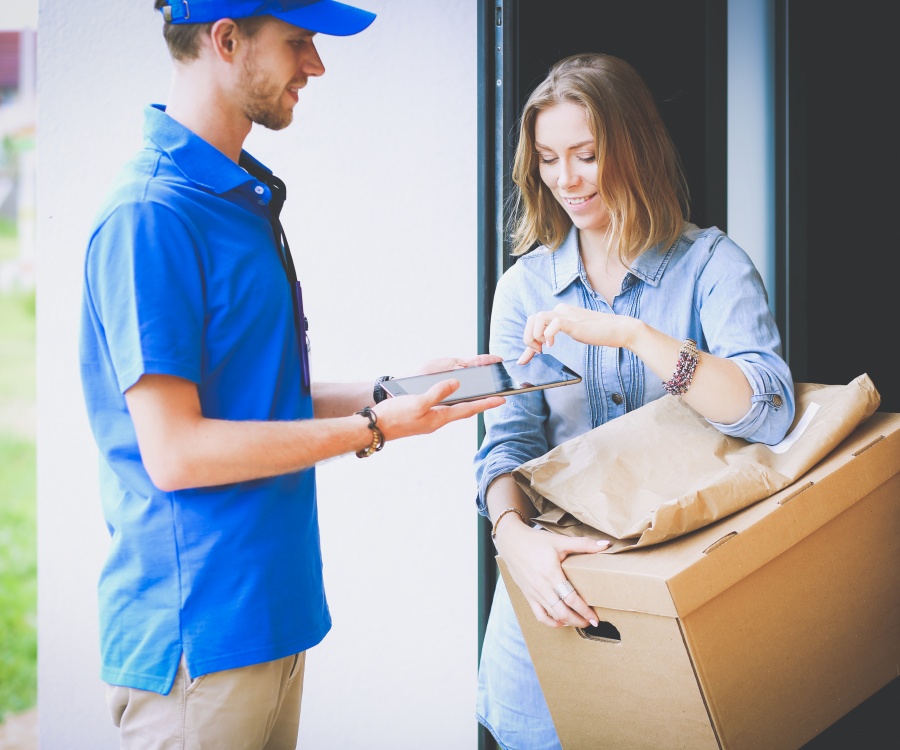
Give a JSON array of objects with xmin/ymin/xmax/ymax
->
[
  {"xmin": 239, "ymin": 154, "xmax": 310, "ymax": 388},
  {"xmin": 239, "ymin": 154, "xmax": 297, "ymax": 284}
]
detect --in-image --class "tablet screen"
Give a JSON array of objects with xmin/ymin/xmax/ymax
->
[{"xmin": 380, "ymin": 353, "xmax": 582, "ymax": 404}]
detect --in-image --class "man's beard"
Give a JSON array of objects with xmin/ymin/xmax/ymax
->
[{"xmin": 239, "ymin": 58, "xmax": 294, "ymax": 131}]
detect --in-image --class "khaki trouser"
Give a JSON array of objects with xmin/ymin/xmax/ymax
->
[{"xmin": 106, "ymin": 652, "xmax": 306, "ymax": 750}]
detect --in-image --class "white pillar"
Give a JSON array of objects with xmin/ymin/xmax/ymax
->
[
  {"xmin": 728, "ymin": 0, "xmax": 776, "ymax": 308},
  {"xmin": 37, "ymin": 2, "xmax": 482, "ymax": 748}
]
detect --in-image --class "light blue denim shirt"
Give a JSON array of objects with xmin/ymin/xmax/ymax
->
[{"xmin": 474, "ymin": 223, "xmax": 795, "ymax": 515}]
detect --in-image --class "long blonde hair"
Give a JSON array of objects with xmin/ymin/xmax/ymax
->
[{"xmin": 510, "ymin": 53, "xmax": 689, "ymax": 262}]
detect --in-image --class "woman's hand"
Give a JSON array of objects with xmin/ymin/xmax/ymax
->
[
  {"xmin": 494, "ymin": 508, "xmax": 608, "ymax": 629},
  {"xmin": 413, "ymin": 353, "xmax": 503, "ymax": 375},
  {"xmin": 518, "ymin": 304, "xmax": 635, "ymax": 364}
]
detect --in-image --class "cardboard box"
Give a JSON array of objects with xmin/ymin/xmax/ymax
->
[{"xmin": 499, "ymin": 411, "xmax": 900, "ymax": 750}]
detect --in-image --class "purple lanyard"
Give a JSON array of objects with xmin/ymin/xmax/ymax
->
[{"xmin": 292, "ymin": 279, "xmax": 311, "ymax": 390}]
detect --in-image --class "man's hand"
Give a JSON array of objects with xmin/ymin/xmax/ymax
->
[{"xmin": 373, "ymin": 378, "xmax": 504, "ymax": 441}]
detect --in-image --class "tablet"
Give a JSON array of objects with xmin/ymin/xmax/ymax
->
[{"xmin": 379, "ymin": 353, "xmax": 583, "ymax": 405}]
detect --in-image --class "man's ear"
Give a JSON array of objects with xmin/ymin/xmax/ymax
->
[{"xmin": 209, "ymin": 18, "xmax": 240, "ymax": 61}]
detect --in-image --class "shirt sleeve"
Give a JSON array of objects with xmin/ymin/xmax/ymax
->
[
  {"xmin": 473, "ymin": 266, "xmax": 552, "ymax": 515},
  {"xmin": 84, "ymin": 200, "xmax": 205, "ymax": 394},
  {"xmin": 696, "ymin": 234, "xmax": 796, "ymax": 445}
]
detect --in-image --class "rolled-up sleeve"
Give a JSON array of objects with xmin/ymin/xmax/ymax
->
[
  {"xmin": 696, "ymin": 235, "xmax": 795, "ymax": 444},
  {"xmin": 474, "ymin": 390, "xmax": 550, "ymax": 515}
]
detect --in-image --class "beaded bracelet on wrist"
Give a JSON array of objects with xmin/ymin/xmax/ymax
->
[
  {"xmin": 355, "ymin": 406, "xmax": 385, "ymax": 458},
  {"xmin": 662, "ymin": 338, "xmax": 699, "ymax": 396}
]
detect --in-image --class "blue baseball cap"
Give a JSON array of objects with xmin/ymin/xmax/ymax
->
[{"xmin": 159, "ymin": 1, "xmax": 376, "ymax": 36}]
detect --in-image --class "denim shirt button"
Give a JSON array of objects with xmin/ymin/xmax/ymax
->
[
  {"xmin": 771, "ymin": 394, "xmax": 783, "ymax": 408},
  {"xmin": 611, "ymin": 392, "xmax": 624, "ymax": 405}
]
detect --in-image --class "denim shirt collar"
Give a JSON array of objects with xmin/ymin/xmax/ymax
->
[
  {"xmin": 549, "ymin": 225, "xmax": 683, "ymax": 295},
  {"xmin": 547, "ymin": 227, "xmax": 582, "ymax": 295},
  {"xmin": 143, "ymin": 104, "xmax": 267, "ymax": 195}
]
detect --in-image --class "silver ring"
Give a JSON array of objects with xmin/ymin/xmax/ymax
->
[
  {"xmin": 547, "ymin": 596, "xmax": 563, "ymax": 609},
  {"xmin": 553, "ymin": 580, "xmax": 575, "ymax": 600}
]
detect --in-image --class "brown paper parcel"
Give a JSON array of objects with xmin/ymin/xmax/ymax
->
[{"xmin": 512, "ymin": 374, "xmax": 880, "ymax": 552}]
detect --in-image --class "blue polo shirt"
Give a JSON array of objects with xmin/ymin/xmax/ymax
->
[{"xmin": 80, "ymin": 104, "xmax": 330, "ymax": 694}]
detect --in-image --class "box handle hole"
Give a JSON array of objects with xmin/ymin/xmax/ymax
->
[{"xmin": 576, "ymin": 621, "xmax": 621, "ymax": 643}]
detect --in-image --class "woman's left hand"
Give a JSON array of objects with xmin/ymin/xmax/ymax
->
[
  {"xmin": 495, "ymin": 513, "xmax": 606, "ymax": 628},
  {"xmin": 519, "ymin": 304, "xmax": 631, "ymax": 364},
  {"xmin": 414, "ymin": 353, "xmax": 502, "ymax": 375}
]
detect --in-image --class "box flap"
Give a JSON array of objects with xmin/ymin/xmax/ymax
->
[{"xmin": 561, "ymin": 412, "xmax": 900, "ymax": 617}]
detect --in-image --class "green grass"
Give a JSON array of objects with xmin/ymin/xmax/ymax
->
[
  {"xmin": 0, "ymin": 288, "xmax": 37, "ymax": 722},
  {"xmin": 0, "ymin": 291, "xmax": 36, "ymax": 404},
  {"xmin": 0, "ymin": 217, "xmax": 17, "ymax": 261},
  {"xmin": 0, "ymin": 436, "xmax": 37, "ymax": 720}
]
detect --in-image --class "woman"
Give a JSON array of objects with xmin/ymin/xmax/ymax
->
[{"xmin": 474, "ymin": 53, "xmax": 795, "ymax": 749}]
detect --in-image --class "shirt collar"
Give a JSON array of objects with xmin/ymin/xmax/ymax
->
[
  {"xmin": 628, "ymin": 235, "xmax": 680, "ymax": 287},
  {"xmin": 549, "ymin": 225, "xmax": 683, "ymax": 294},
  {"xmin": 143, "ymin": 104, "xmax": 266, "ymax": 195},
  {"xmin": 548, "ymin": 227, "xmax": 582, "ymax": 295}
]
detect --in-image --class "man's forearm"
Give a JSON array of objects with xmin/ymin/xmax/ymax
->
[
  {"xmin": 126, "ymin": 374, "xmax": 373, "ymax": 491},
  {"xmin": 126, "ymin": 372, "xmax": 502, "ymax": 493},
  {"xmin": 311, "ymin": 381, "xmax": 373, "ymax": 419},
  {"xmin": 144, "ymin": 413, "xmax": 374, "ymax": 491}
]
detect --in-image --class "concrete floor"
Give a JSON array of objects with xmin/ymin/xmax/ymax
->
[{"xmin": 0, "ymin": 707, "xmax": 37, "ymax": 750}]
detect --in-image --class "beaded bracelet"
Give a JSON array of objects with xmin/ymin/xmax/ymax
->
[
  {"xmin": 662, "ymin": 338, "xmax": 700, "ymax": 396},
  {"xmin": 355, "ymin": 406, "xmax": 385, "ymax": 458}
]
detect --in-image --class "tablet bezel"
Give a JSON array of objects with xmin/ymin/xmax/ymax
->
[{"xmin": 378, "ymin": 353, "xmax": 583, "ymax": 405}]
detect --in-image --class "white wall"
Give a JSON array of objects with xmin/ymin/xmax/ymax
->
[
  {"xmin": 728, "ymin": 0, "xmax": 776, "ymax": 306},
  {"xmin": 36, "ymin": 2, "xmax": 482, "ymax": 748}
]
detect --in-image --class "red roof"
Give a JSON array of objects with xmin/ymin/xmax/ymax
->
[{"xmin": 0, "ymin": 32, "xmax": 23, "ymax": 89}]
